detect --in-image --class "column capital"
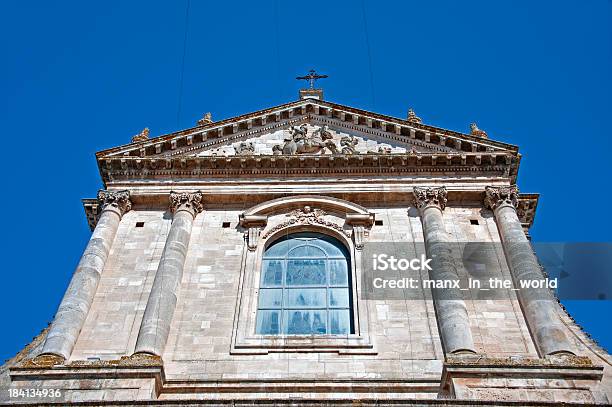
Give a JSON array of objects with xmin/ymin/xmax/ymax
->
[
  {"xmin": 97, "ymin": 189, "xmax": 132, "ymax": 216},
  {"xmin": 413, "ymin": 186, "xmax": 447, "ymax": 211},
  {"xmin": 484, "ymin": 185, "xmax": 519, "ymax": 211},
  {"xmin": 169, "ymin": 191, "xmax": 204, "ymax": 217}
]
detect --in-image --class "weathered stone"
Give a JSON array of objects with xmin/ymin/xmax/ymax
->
[
  {"xmin": 413, "ymin": 187, "xmax": 476, "ymax": 355},
  {"xmin": 133, "ymin": 192, "xmax": 203, "ymax": 356},
  {"xmin": 485, "ymin": 185, "xmax": 574, "ymax": 356},
  {"xmin": 39, "ymin": 190, "xmax": 131, "ymax": 360}
]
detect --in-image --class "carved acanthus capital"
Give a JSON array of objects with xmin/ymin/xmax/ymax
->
[
  {"xmin": 413, "ymin": 186, "xmax": 448, "ymax": 211},
  {"xmin": 97, "ymin": 190, "xmax": 132, "ymax": 216},
  {"xmin": 169, "ymin": 191, "xmax": 204, "ymax": 216},
  {"xmin": 484, "ymin": 185, "xmax": 519, "ymax": 211}
]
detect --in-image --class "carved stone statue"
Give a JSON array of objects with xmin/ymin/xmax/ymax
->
[
  {"xmin": 198, "ymin": 112, "xmax": 213, "ymax": 126},
  {"xmin": 470, "ymin": 122, "xmax": 488, "ymax": 138},
  {"xmin": 131, "ymin": 128, "xmax": 150, "ymax": 143},
  {"xmin": 407, "ymin": 108, "xmax": 422, "ymax": 124},
  {"xmin": 273, "ymin": 124, "xmax": 338, "ymax": 155},
  {"xmin": 339, "ymin": 135, "xmax": 358, "ymax": 154},
  {"xmin": 234, "ymin": 141, "xmax": 255, "ymax": 156}
]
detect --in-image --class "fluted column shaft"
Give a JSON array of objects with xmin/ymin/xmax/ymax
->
[
  {"xmin": 414, "ymin": 187, "xmax": 476, "ymax": 355},
  {"xmin": 485, "ymin": 186, "xmax": 574, "ymax": 356},
  {"xmin": 41, "ymin": 190, "xmax": 132, "ymax": 360},
  {"xmin": 134, "ymin": 192, "xmax": 203, "ymax": 356}
]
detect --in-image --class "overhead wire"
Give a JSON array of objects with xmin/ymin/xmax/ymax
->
[
  {"xmin": 360, "ymin": 0, "xmax": 376, "ymax": 108},
  {"xmin": 176, "ymin": 0, "xmax": 191, "ymax": 127}
]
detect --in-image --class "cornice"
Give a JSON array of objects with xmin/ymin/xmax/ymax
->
[
  {"xmin": 96, "ymin": 100, "xmax": 519, "ymax": 161},
  {"xmin": 98, "ymin": 152, "xmax": 518, "ymax": 186},
  {"xmin": 517, "ymin": 193, "xmax": 539, "ymax": 230}
]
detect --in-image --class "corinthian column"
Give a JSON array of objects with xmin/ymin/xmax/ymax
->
[
  {"xmin": 133, "ymin": 191, "xmax": 204, "ymax": 356},
  {"xmin": 40, "ymin": 190, "xmax": 132, "ymax": 361},
  {"xmin": 413, "ymin": 187, "xmax": 476, "ymax": 355},
  {"xmin": 485, "ymin": 186, "xmax": 574, "ymax": 356}
]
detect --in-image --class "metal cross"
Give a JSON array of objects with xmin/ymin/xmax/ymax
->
[{"xmin": 296, "ymin": 69, "xmax": 328, "ymax": 89}]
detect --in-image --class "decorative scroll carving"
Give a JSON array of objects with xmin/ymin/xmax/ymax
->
[
  {"xmin": 352, "ymin": 225, "xmax": 369, "ymax": 249},
  {"xmin": 261, "ymin": 206, "xmax": 349, "ymax": 239},
  {"xmin": 246, "ymin": 227, "xmax": 261, "ymax": 251},
  {"xmin": 413, "ymin": 186, "xmax": 448, "ymax": 211},
  {"xmin": 239, "ymin": 214, "xmax": 268, "ymax": 251},
  {"xmin": 131, "ymin": 128, "xmax": 150, "ymax": 143},
  {"xmin": 169, "ymin": 191, "xmax": 204, "ymax": 215},
  {"xmin": 407, "ymin": 108, "xmax": 422, "ymax": 124},
  {"xmin": 470, "ymin": 122, "xmax": 488, "ymax": 139},
  {"xmin": 484, "ymin": 185, "xmax": 519, "ymax": 211},
  {"xmin": 97, "ymin": 190, "xmax": 132, "ymax": 215}
]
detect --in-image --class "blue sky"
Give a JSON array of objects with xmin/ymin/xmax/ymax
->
[{"xmin": 0, "ymin": 1, "xmax": 610, "ymax": 362}]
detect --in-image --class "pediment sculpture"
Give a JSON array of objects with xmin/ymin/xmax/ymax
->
[{"xmin": 271, "ymin": 124, "xmax": 340, "ymax": 155}]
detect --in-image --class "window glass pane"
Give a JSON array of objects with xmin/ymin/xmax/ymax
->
[
  {"xmin": 261, "ymin": 260, "xmax": 284, "ymax": 286},
  {"xmin": 256, "ymin": 233, "xmax": 353, "ymax": 336},
  {"xmin": 264, "ymin": 239, "xmax": 291, "ymax": 257},
  {"xmin": 284, "ymin": 288, "xmax": 326, "ymax": 308},
  {"xmin": 329, "ymin": 260, "xmax": 348, "ymax": 285},
  {"xmin": 329, "ymin": 288, "xmax": 349, "ymax": 308},
  {"xmin": 329, "ymin": 309, "xmax": 350, "ymax": 335},
  {"xmin": 286, "ymin": 259, "xmax": 326, "ymax": 285},
  {"xmin": 256, "ymin": 310, "xmax": 281, "ymax": 335},
  {"xmin": 287, "ymin": 244, "xmax": 310, "ymax": 257},
  {"xmin": 283, "ymin": 310, "xmax": 327, "ymax": 335},
  {"xmin": 259, "ymin": 288, "xmax": 282, "ymax": 308},
  {"xmin": 288, "ymin": 244, "xmax": 325, "ymax": 258},
  {"xmin": 312, "ymin": 238, "xmax": 345, "ymax": 257}
]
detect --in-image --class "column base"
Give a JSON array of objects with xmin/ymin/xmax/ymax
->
[{"xmin": 440, "ymin": 356, "xmax": 606, "ymax": 403}]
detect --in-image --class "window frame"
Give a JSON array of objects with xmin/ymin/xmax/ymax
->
[
  {"xmin": 230, "ymin": 223, "xmax": 375, "ymax": 355},
  {"xmin": 256, "ymin": 232, "xmax": 354, "ymax": 336}
]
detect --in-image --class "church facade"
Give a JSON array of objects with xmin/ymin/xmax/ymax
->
[{"xmin": 2, "ymin": 88, "xmax": 611, "ymax": 405}]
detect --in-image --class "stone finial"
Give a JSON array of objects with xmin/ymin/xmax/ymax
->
[
  {"xmin": 470, "ymin": 122, "xmax": 488, "ymax": 139},
  {"xmin": 131, "ymin": 128, "xmax": 150, "ymax": 143},
  {"xmin": 198, "ymin": 112, "xmax": 213, "ymax": 126},
  {"xmin": 407, "ymin": 108, "xmax": 422, "ymax": 124},
  {"xmin": 97, "ymin": 190, "xmax": 132, "ymax": 215},
  {"xmin": 413, "ymin": 186, "xmax": 447, "ymax": 211},
  {"xmin": 169, "ymin": 191, "xmax": 204, "ymax": 216},
  {"xmin": 484, "ymin": 185, "xmax": 519, "ymax": 211}
]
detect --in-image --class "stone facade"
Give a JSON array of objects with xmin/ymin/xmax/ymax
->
[{"xmin": 2, "ymin": 95, "xmax": 611, "ymax": 405}]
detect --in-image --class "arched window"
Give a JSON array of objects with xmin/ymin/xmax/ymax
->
[{"xmin": 256, "ymin": 232, "xmax": 353, "ymax": 335}]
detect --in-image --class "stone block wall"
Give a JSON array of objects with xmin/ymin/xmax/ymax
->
[{"xmin": 70, "ymin": 205, "xmax": 540, "ymax": 381}]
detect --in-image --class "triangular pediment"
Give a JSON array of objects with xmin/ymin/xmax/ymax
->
[
  {"xmin": 192, "ymin": 120, "xmax": 452, "ymax": 157},
  {"xmin": 97, "ymin": 99, "xmax": 518, "ymax": 160}
]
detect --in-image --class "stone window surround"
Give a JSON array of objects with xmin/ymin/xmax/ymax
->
[{"xmin": 231, "ymin": 196, "xmax": 376, "ymax": 355}]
